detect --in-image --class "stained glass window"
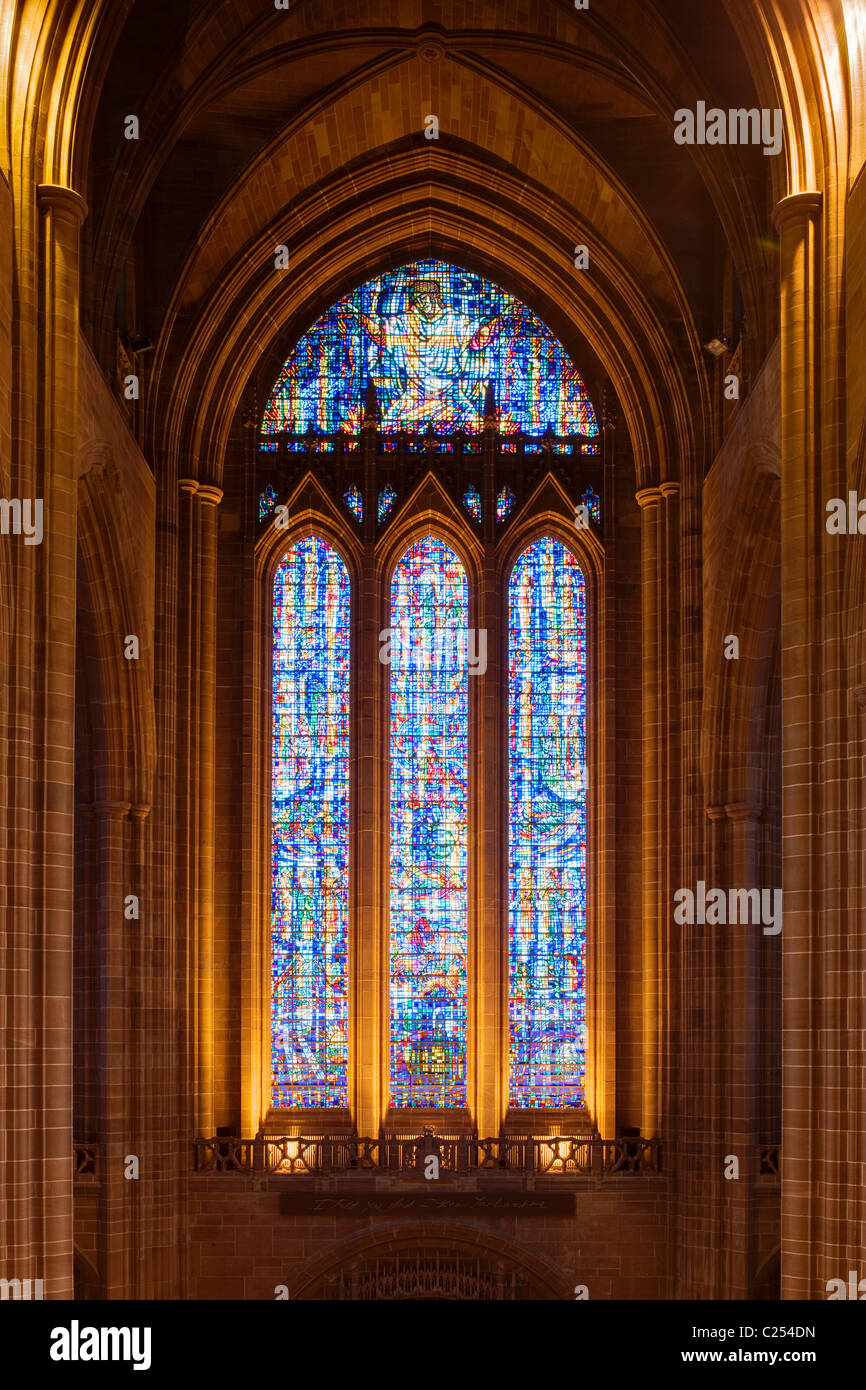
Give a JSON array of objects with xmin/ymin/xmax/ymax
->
[
  {"xmin": 259, "ymin": 484, "xmax": 277, "ymax": 523},
  {"xmin": 261, "ymin": 261, "xmax": 598, "ymax": 438},
  {"xmin": 463, "ymin": 485, "xmax": 482, "ymax": 522},
  {"xmin": 271, "ymin": 538, "xmax": 350, "ymax": 1108},
  {"xmin": 508, "ymin": 538, "xmax": 587, "ymax": 1108},
  {"xmin": 497, "ymin": 487, "xmax": 515, "ymax": 522},
  {"xmin": 378, "ymin": 485, "xmax": 396, "ymax": 523},
  {"xmin": 580, "ymin": 486, "xmax": 600, "ymax": 522},
  {"xmin": 344, "ymin": 486, "xmax": 363, "ymax": 522},
  {"xmin": 389, "ymin": 538, "xmax": 469, "ymax": 1107}
]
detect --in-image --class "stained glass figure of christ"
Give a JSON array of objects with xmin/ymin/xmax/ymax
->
[
  {"xmin": 261, "ymin": 261, "xmax": 598, "ymax": 438},
  {"xmin": 508, "ymin": 538, "xmax": 587, "ymax": 1107},
  {"xmin": 389, "ymin": 538, "xmax": 469, "ymax": 1107},
  {"xmin": 271, "ymin": 539, "xmax": 350, "ymax": 1107}
]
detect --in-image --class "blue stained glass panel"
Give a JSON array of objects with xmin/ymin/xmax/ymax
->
[
  {"xmin": 508, "ymin": 538, "xmax": 587, "ymax": 1108},
  {"xmin": 463, "ymin": 485, "xmax": 481, "ymax": 522},
  {"xmin": 497, "ymin": 487, "xmax": 515, "ymax": 522},
  {"xmin": 580, "ymin": 486, "xmax": 600, "ymax": 523},
  {"xmin": 259, "ymin": 484, "xmax": 277, "ymax": 523},
  {"xmin": 378, "ymin": 485, "xmax": 396, "ymax": 523},
  {"xmin": 262, "ymin": 261, "xmax": 598, "ymax": 437},
  {"xmin": 271, "ymin": 538, "xmax": 350, "ymax": 1107},
  {"xmin": 344, "ymin": 486, "xmax": 363, "ymax": 522},
  {"xmin": 390, "ymin": 538, "xmax": 469, "ymax": 1107}
]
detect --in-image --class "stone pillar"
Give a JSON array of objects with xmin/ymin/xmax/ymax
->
[
  {"xmin": 25, "ymin": 184, "xmax": 86, "ymax": 1298},
  {"xmin": 88, "ymin": 800, "xmax": 133, "ymax": 1299},
  {"xmin": 355, "ymin": 400, "xmax": 383, "ymax": 1135},
  {"xmin": 177, "ymin": 478, "xmax": 223, "ymax": 1139},
  {"xmin": 723, "ymin": 800, "xmax": 764, "ymax": 1298},
  {"xmin": 635, "ymin": 482, "xmax": 680, "ymax": 1140},
  {"xmin": 475, "ymin": 409, "xmax": 503, "ymax": 1138},
  {"xmin": 354, "ymin": 542, "xmax": 385, "ymax": 1137},
  {"xmin": 773, "ymin": 190, "xmax": 832, "ymax": 1300},
  {"xmin": 593, "ymin": 393, "xmax": 617, "ymax": 1139}
]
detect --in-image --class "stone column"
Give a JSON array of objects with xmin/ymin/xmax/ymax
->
[
  {"xmin": 723, "ymin": 800, "xmax": 764, "ymax": 1298},
  {"xmin": 88, "ymin": 800, "xmax": 133, "ymax": 1299},
  {"xmin": 354, "ymin": 401, "xmax": 383, "ymax": 1135},
  {"xmin": 635, "ymin": 482, "xmax": 680, "ymax": 1140},
  {"xmin": 177, "ymin": 478, "xmax": 223, "ymax": 1139},
  {"xmin": 475, "ymin": 408, "xmax": 503, "ymax": 1139},
  {"xmin": 354, "ymin": 544, "xmax": 385, "ymax": 1137},
  {"xmin": 773, "ymin": 190, "xmax": 828, "ymax": 1300},
  {"xmin": 593, "ymin": 393, "xmax": 617, "ymax": 1139},
  {"xmin": 31, "ymin": 183, "xmax": 86, "ymax": 1298}
]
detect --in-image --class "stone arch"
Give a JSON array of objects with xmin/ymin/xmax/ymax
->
[
  {"xmin": 288, "ymin": 1221, "xmax": 571, "ymax": 1300},
  {"xmin": 148, "ymin": 120, "xmax": 703, "ymax": 495}
]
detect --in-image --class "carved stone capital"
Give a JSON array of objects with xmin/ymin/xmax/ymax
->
[
  {"xmin": 80, "ymin": 800, "xmax": 132, "ymax": 821},
  {"xmin": 773, "ymin": 190, "xmax": 822, "ymax": 235},
  {"xmin": 197, "ymin": 484, "xmax": 224, "ymax": 508},
  {"xmin": 635, "ymin": 486, "xmax": 662, "ymax": 510},
  {"xmin": 725, "ymin": 801, "xmax": 763, "ymax": 823},
  {"xmin": 37, "ymin": 183, "xmax": 88, "ymax": 225}
]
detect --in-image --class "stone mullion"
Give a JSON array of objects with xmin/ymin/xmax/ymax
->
[
  {"xmin": 474, "ymin": 546, "xmax": 502, "ymax": 1139},
  {"xmin": 354, "ymin": 548, "xmax": 383, "ymax": 1136},
  {"xmin": 35, "ymin": 184, "xmax": 86, "ymax": 1299},
  {"xmin": 773, "ymin": 191, "xmax": 822, "ymax": 1299}
]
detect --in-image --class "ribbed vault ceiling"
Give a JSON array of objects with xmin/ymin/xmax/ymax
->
[{"xmin": 78, "ymin": 0, "xmax": 782, "ymax": 481}]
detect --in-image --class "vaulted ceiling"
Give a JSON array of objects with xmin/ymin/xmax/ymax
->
[{"xmin": 5, "ymin": 0, "xmax": 856, "ymax": 486}]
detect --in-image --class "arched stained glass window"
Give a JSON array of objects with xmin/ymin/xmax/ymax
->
[
  {"xmin": 389, "ymin": 538, "xmax": 469, "ymax": 1107},
  {"xmin": 508, "ymin": 538, "xmax": 587, "ymax": 1108},
  {"xmin": 261, "ymin": 260, "xmax": 598, "ymax": 438},
  {"xmin": 271, "ymin": 538, "xmax": 350, "ymax": 1108}
]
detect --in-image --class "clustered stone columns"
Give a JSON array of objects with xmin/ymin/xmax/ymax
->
[
  {"xmin": 592, "ymin": 394, "xmax": 618, "ymax": 1140},
  {"xmin": 178, "ymin": 478, "xmax": 223, "ymax": 1139},
  {"xmin": 1, "ymin": 183, "xmax": 86, "ymax": 1299},
  {"xmin": 773, "ymin": 188, "xmax": 850, "ymax": 1301},
  {"xmin": 86, "ymin": 800, "xmax": 133, "ymax": 1298},
  {"xmin": 723, "ymin": 800, "xmax": 764, "ymax": 1299},
  {"xmin": 635, "ymin": 481, "xmax": 680, "ymax": 1141}
]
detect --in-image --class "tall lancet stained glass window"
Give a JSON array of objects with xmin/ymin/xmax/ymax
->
[
  {"xmin": 390, "ymin": 538, "xmax": 469, "ymax": 1107},
  {"xmin": 509, "ymin": 538, "xmax": 587, "ymax": 1107},
  {"xmin": 271, "ymin": 538, "xmax": 350, "ymax": 1107}
]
